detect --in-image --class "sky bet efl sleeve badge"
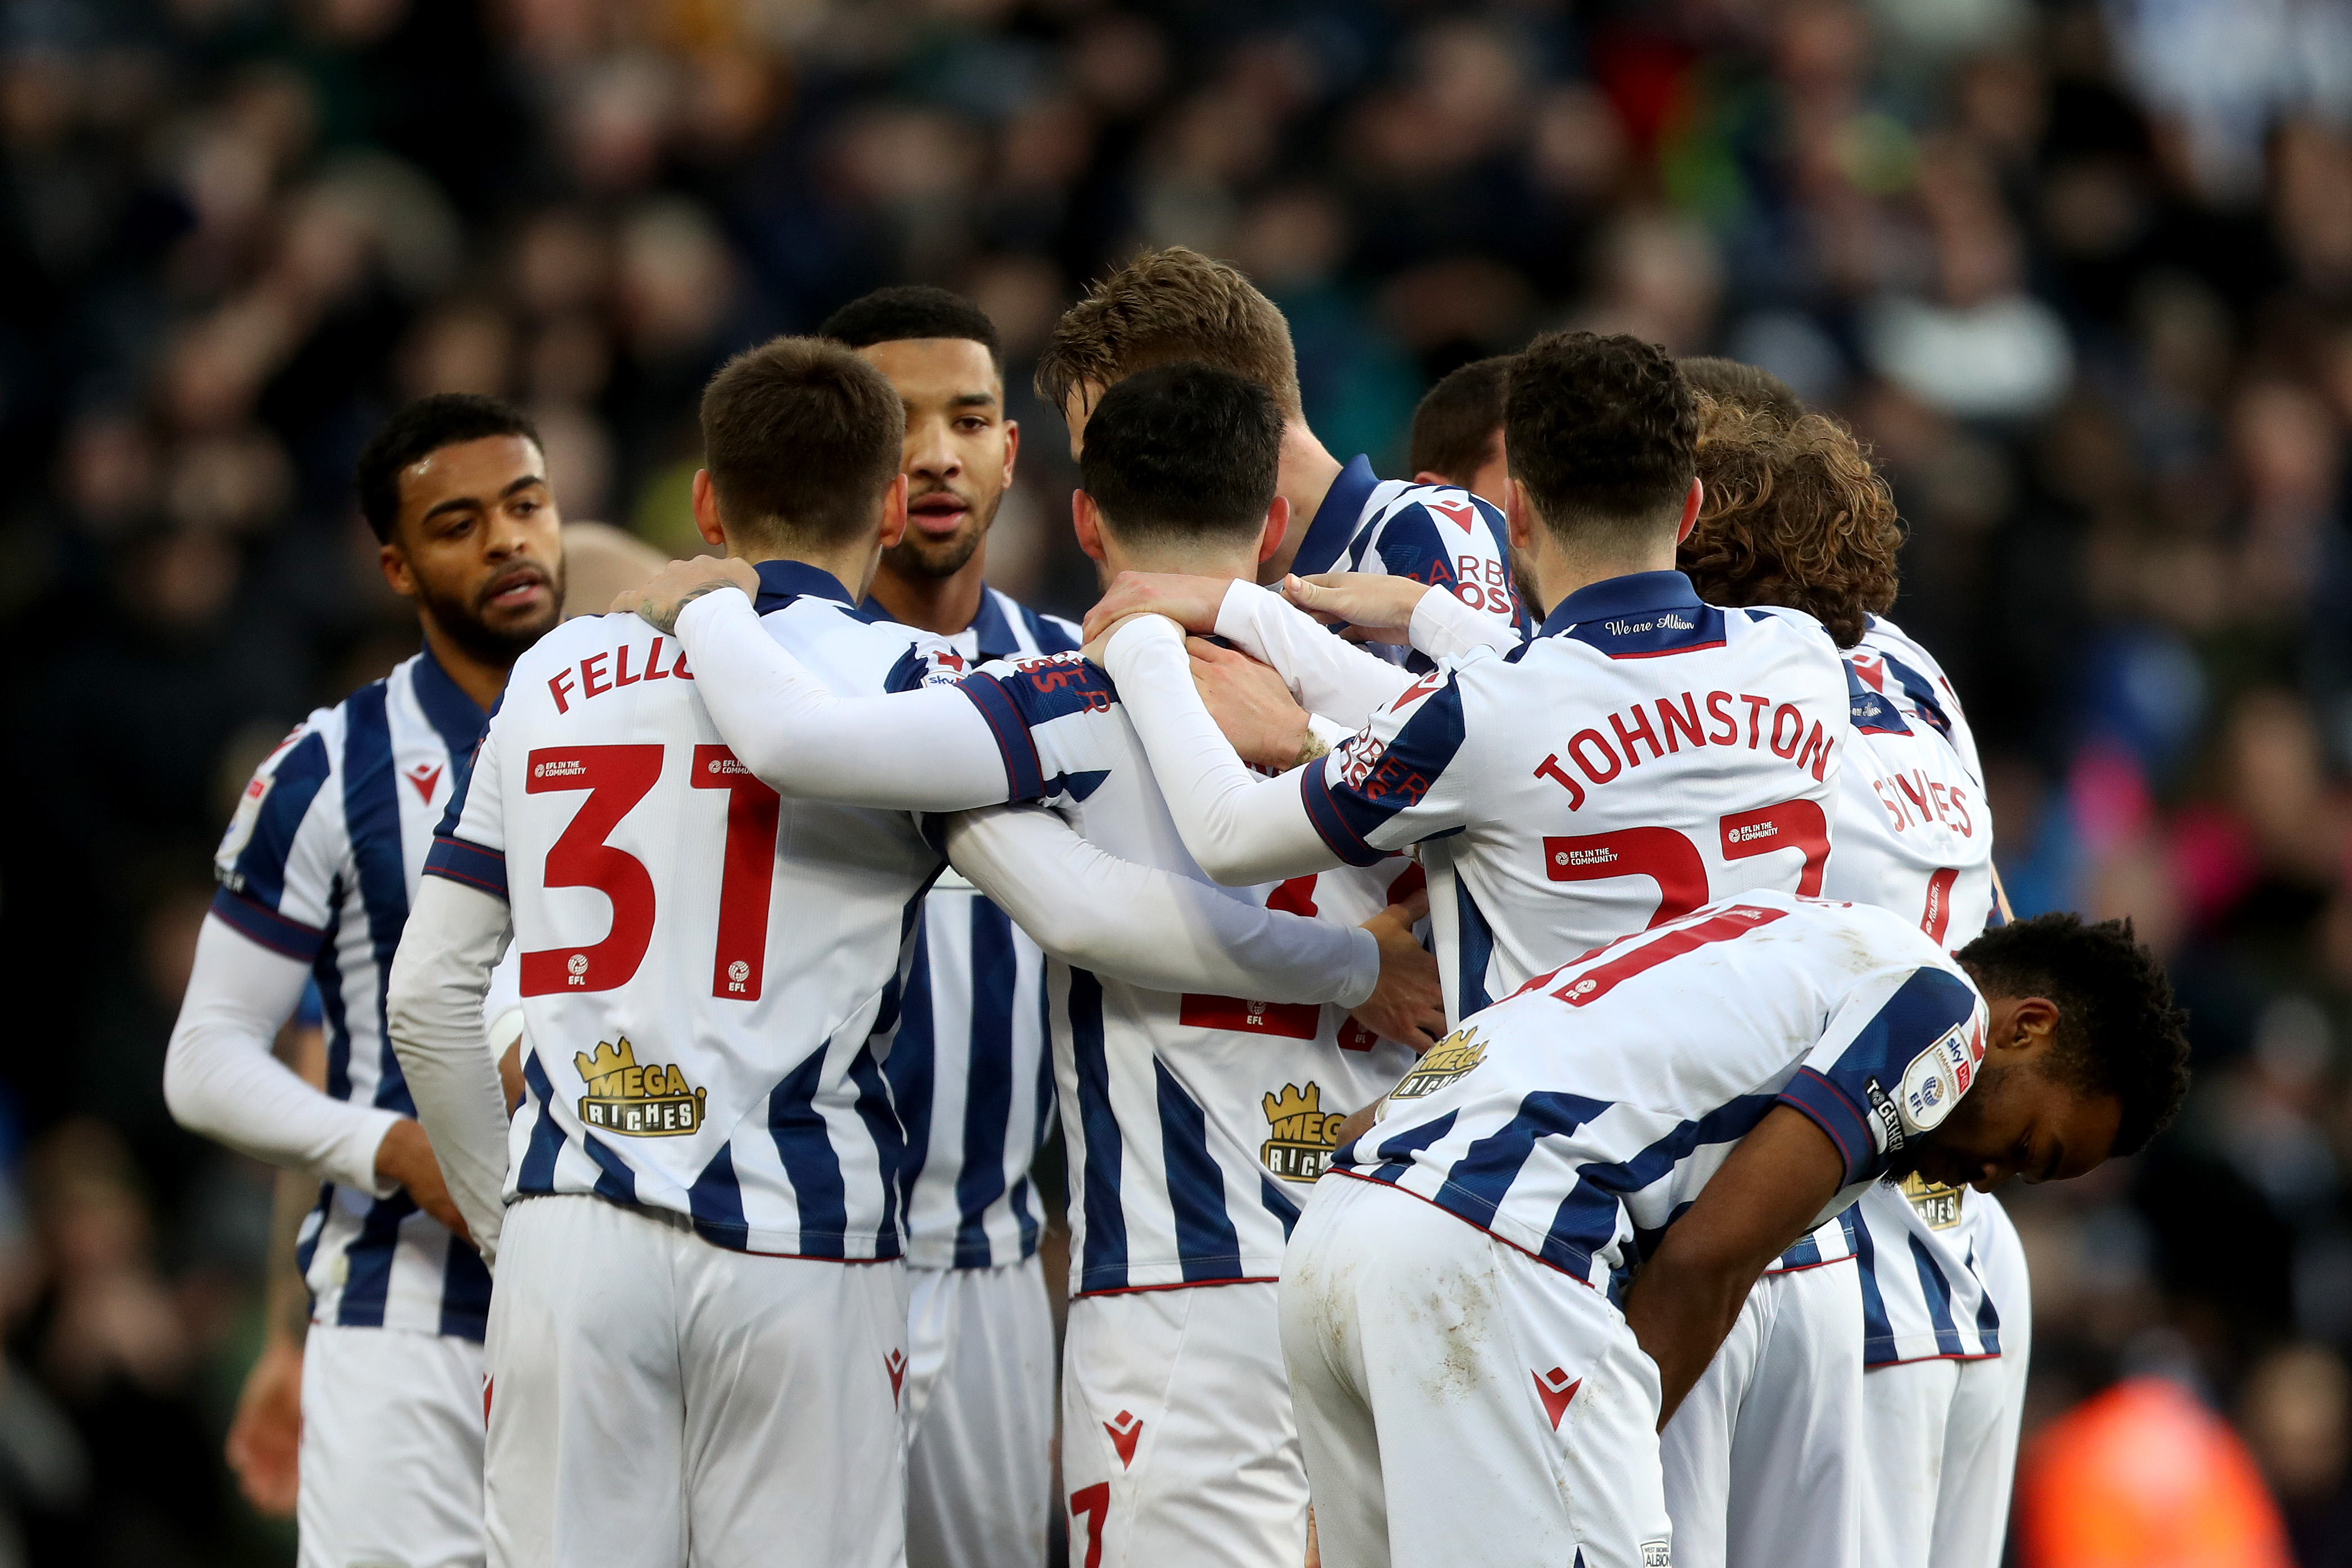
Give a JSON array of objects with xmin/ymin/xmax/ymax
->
[
  {"xmin": 1897, "ymin": 1018, "xmax": 1981, "ymax": 1136},
  {"xmin": 574, "ymin": 1038, "xmax": 705, "ymax": 1136}
]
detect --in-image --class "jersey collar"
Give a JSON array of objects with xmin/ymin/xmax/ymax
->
[
  {"xmin": 754, "ymin": 559, "xmax": 857, "ymax": 615},
  {"xmin": 856, "ymin": 583, "xmax": 1026, "ymax": 660},
  {"xmin": 1537, "ymin": 570, "xmax": 1704, "ymax": 638},
  {"xmin": 1289, "ymin": 454, "xmax": 1380, "ymax": 577},
  {"xmin": 412, "ymin": 643, "xmax": 489, "ymax": 758}
]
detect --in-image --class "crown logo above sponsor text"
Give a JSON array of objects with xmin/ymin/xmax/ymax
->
[{"xmin": 573, "ymin": 1037, "xmax": 706, "ymax": 1137}]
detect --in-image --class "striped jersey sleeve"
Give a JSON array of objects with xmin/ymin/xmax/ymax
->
[
  {"xmin": 1301, "ymin": 659, "xmax": 1484, "ymax": 865},
  {"xmin": 1779, "ymin": 965, "xmax": 1987, "ymax": 1186},
  {"xmin": 210, "ymin": 719, "xmax": 343, "ymax": 961},
  {"xmin": 425, "ymin": 725, "xmax": 509, "ymax": 899}
]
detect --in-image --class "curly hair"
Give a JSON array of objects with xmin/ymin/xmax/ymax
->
[
  {"xmin": 1678, "ymin": 393, "xmax": 1904, "ymax": 648},
  {"xmin": 1958, "ymin": 913, "xmax": 2193, "ymax": 1159},
  {"xmin": 1505, "ymin": 331, "xmax": 1696, "ymax": 549}
]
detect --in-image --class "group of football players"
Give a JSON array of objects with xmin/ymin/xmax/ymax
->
[{"xmin": 165, "ymin": 245, "xmax": 2193, "ymax": 1568}]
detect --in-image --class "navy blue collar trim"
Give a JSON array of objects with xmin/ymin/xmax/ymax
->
[
  {"xmin": 1537, "ymin": 570, "xmax": 1703, "ymax": 638},
  {"xmin": 1291, "ymin": 455, "xmax": 1380, "ymax": 576},
  {"xmin": 858, "ymin": 584, "xmax": 1028, "ymax": 660},
  {"xmin": 754, "ymin": 560, "xmax": 856, "ymax": 615},
  {"xmin": 412, "ymin": 644, "xmax": 489, "ymax": 759}
]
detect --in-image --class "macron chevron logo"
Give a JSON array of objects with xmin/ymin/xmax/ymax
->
[
  {"xmin": 1428, "ymin": 498, "xmax": 1479, "ymax": 534},
  {"xmin": 886, "ymin": 1349, "xmax": 907, "ymax": 1403},
  {"xmin": 1533, "ymin": 1367, "xmax": 1580, "ymax": 1430},
  {"xmin": 1104, "ymin": 1409, "xmax": 1144, "ymax": 1468},
  {"xmin": 407, "ymin": 762, "xmax": 444, "ymax": 803}
]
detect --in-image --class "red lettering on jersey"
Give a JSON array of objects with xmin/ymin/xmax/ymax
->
[
  {"xmin": 548, "ymin": 666, "xmax": 577, "ymax": 714},
  {"xmin": 1706, "ymin": 691, "xmax": 1739, "ymax": 744},
  {"xmin": 1566, "ymin": 730, "xmax": 1622, "ymax": 785},
  {"xmin": 1533, "ymin": 753, "xmax": 1586, "ymax": 809},
  {"xmin": 670, "ymin": 645, "xmax": 694, "ymax": 680},
  {"xmin": 1922, "ymin": 867, "xmax": 1959, "ymax": 944},
  {"xmin": 644, "ymin": 636, "xmax": 671, "ymax": 680},
  {"xmin": 1178, "ymin": 994, "xmax": 1321, "ymax": 1039},
  {"xmin": 1769, "ymin": 704, "xmax": 1805, "ymax": 758},
  {"xmin": 581, "ymin": 652, "xmax": 612, "ymax": 698},
  {"xmin": 1896, "ymin": 772, "xmax": 1931, "ymax": 823},
  {"xmin": 1928, "ymin": 780, "xmax": 1952, "ymax": 824},
  {"xmin": 1071, "ymin": 1484, "xmax": 1112, "ymax": 1568},
  {"xmin": 613, "ymin": 643, "xmax": 641, "ymax": 687},
  {"xmin": 1656, "ymin": 693, "xmax": 1706, "ymax": 753},
  {"xmin": 1948, "ymin": 786, "xmax": 1973, "ymax": 837},
  {"xmin": 1741, "ymin": 694, "xmax": 1771, "ymax": 747},
  {"xmin": 1429, "ymin": 498, "xmax": 1479, "ymax": 534},
  {"xmin": 1610, "ymin": 703, "xmax": 1665, "ymax": 765},
  {"xmin": 1875, "ymin": 778, "xmax": 1905, "ymax": 831},
  {"xmin": 1796, "ymin": 719, "xmax": 1833, "ymax": 781}
]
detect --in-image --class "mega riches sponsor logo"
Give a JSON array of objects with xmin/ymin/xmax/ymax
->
[
  {"xmin": 1388, "ymin": 1027, "xmax": 1486, "ymax": 1100},
  {"xmin": 1900, "ymin": 1172, "xmax": 1964, "ymax": 1229},
  {"xmin": 574, "ymin": 1038, "xmax": 706, "ymax": 1136},
  {"xmin": 1261, "ymin": 1083, "xmax": 1347, "ymax": 1183}
]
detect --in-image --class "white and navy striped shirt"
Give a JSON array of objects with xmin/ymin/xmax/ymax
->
[
  {"xmin": 1339, "ymin": 894, "xmax": 1989, "ymax": 1304},
  {"xmin": 961, "ymin": 654, "xmax": 1423, "ymax": 1295},
  {"xmin": 1832, "ymin": 613, "xmax": 2011, "ymax": 1366},
  {"xmin": 1290, "ymin": 456, "xmax": 1531, "ymax": 661},
  {"xmin": 210, "ymin": 650, "xmax": 493, "ymax": 1340},
  {"xmin": 873, "ymin": 586, "xmax": 1080, "ymax": 1272},
  {"xmin": 429, "ymin": 562, "xmax": 1015, "ymax": 1259}
]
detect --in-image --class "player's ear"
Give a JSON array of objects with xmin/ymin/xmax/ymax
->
[
  {"xmin": 378, "ymin": 537, "xmax": 418, "ymax": 601},
  {"xmin": 878, "ymin": 471, "xmax": 909, "ymax": 551},
  {"xmin": 1073, "ymin": 489, "xmax": 1107, "ymax": 562},
  {"xmin": 1676, "ymin": 476, "xmax": 1703, "ymax": 544},
  {"xmin": 1256, "ymin": 494, "xmax": 1290, "ymax": 566},
  {"xmin": 1413, "ymin": 470, "xmax": 1450, "ymax": 488},
  {"xmin": 999, "ymin": 418, "xmax": 1019, "ymax": 488},
  {"xmin": 1503, "ymin": 477, "xmax": 1538, "ymax": 553},
  {"xmin": 690, "ymin": 470, "xmax": 727, "ymax": 549}
]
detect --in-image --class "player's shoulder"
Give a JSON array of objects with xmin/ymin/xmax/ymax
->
[
  {"xmin": 972, "ymin": 648, "xmax": 1117, "ymax": 724},
  {"xmin": 979, "ymin": 584, "xmax": 1083, "ymax": 656}
]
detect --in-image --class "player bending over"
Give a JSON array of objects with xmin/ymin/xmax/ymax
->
[
  {"xmin": 620, "ymin": 362, "xmax": 1447, "ymax": 1568},
  {"xmin": 1284, "ymin": 894, "xmax": 2189, "ymax": 1568},
  {"xmin": 164, "ymin": 395, "xmax": 564, "ymax": 1568}
]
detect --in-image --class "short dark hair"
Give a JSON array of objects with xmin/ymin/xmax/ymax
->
[
  {"xmin": 1678, "ymin": 356, "xmax": 1805, "ymax": 421},
  {"xmin": 699, "ymin": 336, "xmax": 905, "ymax": 552},
  {"xmin": 1410, "ymin": 355, "xmax": 1512, "ymax": 483},
  {"xmin": 1505, "ymin": 331, "xmax": 1697, "ymax": 551},
  {"xmin": 356, "ymin": 394, "xmax": 541, "ymax": 543},
  {"xmin": 1078, "ymin": 362, "xmax": 1281, "ymax": 547},
  {"xmin": 1958, "ymin": 913, "xmax": 2192, "ymax": 1157},
  {"xmin": 820, "ymin": 285, "xmax": 1004, "ymax": 377}
]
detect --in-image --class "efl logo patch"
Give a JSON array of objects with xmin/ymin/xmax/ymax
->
[
  {"xmin": 1899, "ymin": 1023, "xmax": 1974, "ymax": 1134},
  {"xmin": 574, "ymin": 1038, "xmax": 705, "ymax": 1136},
  {"xmin": 1261, "ymin": 1083, "xmax": 1347, "ymax": 1183},
  {"xmin": 1389, "ymin": 1028, "xmax": 1485, "ymax": 1100}
]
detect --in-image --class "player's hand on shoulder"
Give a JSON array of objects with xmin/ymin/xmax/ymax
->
[
  {"xmin": 1351, "ymin": 902, "xmax": 1446, "ymax": 1053},
  {"xmin": 1188, "ymin": 638, "xmax": 1312, "ymax": 772},
  {"xmin": 1081, "ymin": 571, "xmax": 1231, "ymax": 644},
  {"xmin": 613, "ymin": 554, "xmax": 758, "ymax": 634},
  {"xmin": 1080, "ymin": 609, "xmax": 1179, "ymax": 669},
  {"xmin": 224, "ymin": 1336, "xmax": 303, "ymax": 1518},
  {"xmin": 374, "ymin": 1118, "xmax": 473, "ymax": 1245},
  {"xmin": 1282, "ymin": 572, "xmax": 1426, "ymax": 645}
]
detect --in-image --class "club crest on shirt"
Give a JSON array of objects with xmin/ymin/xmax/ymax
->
[
  {"xmin": 1388, "ymin": 1028, "xmax": 1486, "ymax": 1101},
  {"xmin": 574, "ymin": 1038, "xmax": 705, "ymax": 1136},
  {"xmin": 1900, "ymin": 1172, "xmax": 1964, "ymax": 1229},
  {"xmin": 1898, "ymin": 1022, "xmax": 1975, "ymax": 1134},
  {"xmin": 1641, "ymin": 1541, "xmax": 1672, "ymax": 1567},
  {"xmin": 1261, "ymin": 1083, "xmax": 1347, "ymax": 1183}
]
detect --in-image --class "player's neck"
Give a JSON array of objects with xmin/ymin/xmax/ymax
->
[
  {"xmin": 1105, "ymin": 545, "xmax": 1260, "ymax": 584},
  {"xmin": 728, "ymin": 539, "xmax": 879, "ymax": 605},
  {"xmin": 417, "ymin": 614, "xmax": 512, "ymax": 711},
  {"xmin": 1528, "ymin": 546, "xmax": 1680, "ymax": 618},
  {"xmin": 865, "ymin": 543, "xmax": 987, "ymax": 636},
  {"xmin": 1262, "ymin": 422, "xmax": 1344, "ymax": 582}
]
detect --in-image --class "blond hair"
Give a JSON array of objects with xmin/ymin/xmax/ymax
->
[{"xmin": 1036, "ymin": 246, "xmax": 1301, "ymax": 418}]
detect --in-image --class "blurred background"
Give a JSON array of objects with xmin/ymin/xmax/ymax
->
[{"xmin": 0, "ymin": 0, "xmax": 2349, "ymax": 1560}]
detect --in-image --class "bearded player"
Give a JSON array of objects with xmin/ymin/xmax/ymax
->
[
  {"xmin": 821, "ymin": 283, "xmax": 1078, "ymax": 1568},
  {"xmin": 165, "ymin": 395, "xmax": 564, "ymax": 1568}
]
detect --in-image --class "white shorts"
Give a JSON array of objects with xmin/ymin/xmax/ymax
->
[
  {"xmin": 1660, "ymin": 1259, "xmax": 1864, "ymax": 1568},
  {"xmin": 1280, "ymin": 1175, "xmax": 1672, "ymax": 1568},
  {"xmin": 1060, "ymin": 1278, "xmax": 1304, "ymax": 1568},
  {"xmin": 904, "ymin": 1256, "xmax": 1055, "ymax": 1568},
  {"xmin": 299, "ymin": 1322, "xmax": 486, "ymax": 1568},
  {"xmin": 1860, "ymin": 1195, "xmax": 2032, "ymax": 1568},
  {"xmin": 482, "ymin": 1195, "xmax": 908, "ymax": 1568}
]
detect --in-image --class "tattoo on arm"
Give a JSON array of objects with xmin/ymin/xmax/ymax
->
[{"xmin": 645, "ymin": 580, "xmax": 740, "ymax": 637}]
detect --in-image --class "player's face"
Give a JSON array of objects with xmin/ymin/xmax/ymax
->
[
  {"xmin": 1899, "ymin": 1061, "xmax": 2122, "ymax": 1192},
  {"xmin": 383, "ymin": 434, "xmax": 565, "ymax": 666},
  {"xmin": 861, "ymin": 338, "xmax": 1017, "ymax": 582}
]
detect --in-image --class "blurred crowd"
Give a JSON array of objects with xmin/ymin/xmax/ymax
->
[{"xmin": 4, "ymin": 0, "xmax": 2352, "ymax": 1560}]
